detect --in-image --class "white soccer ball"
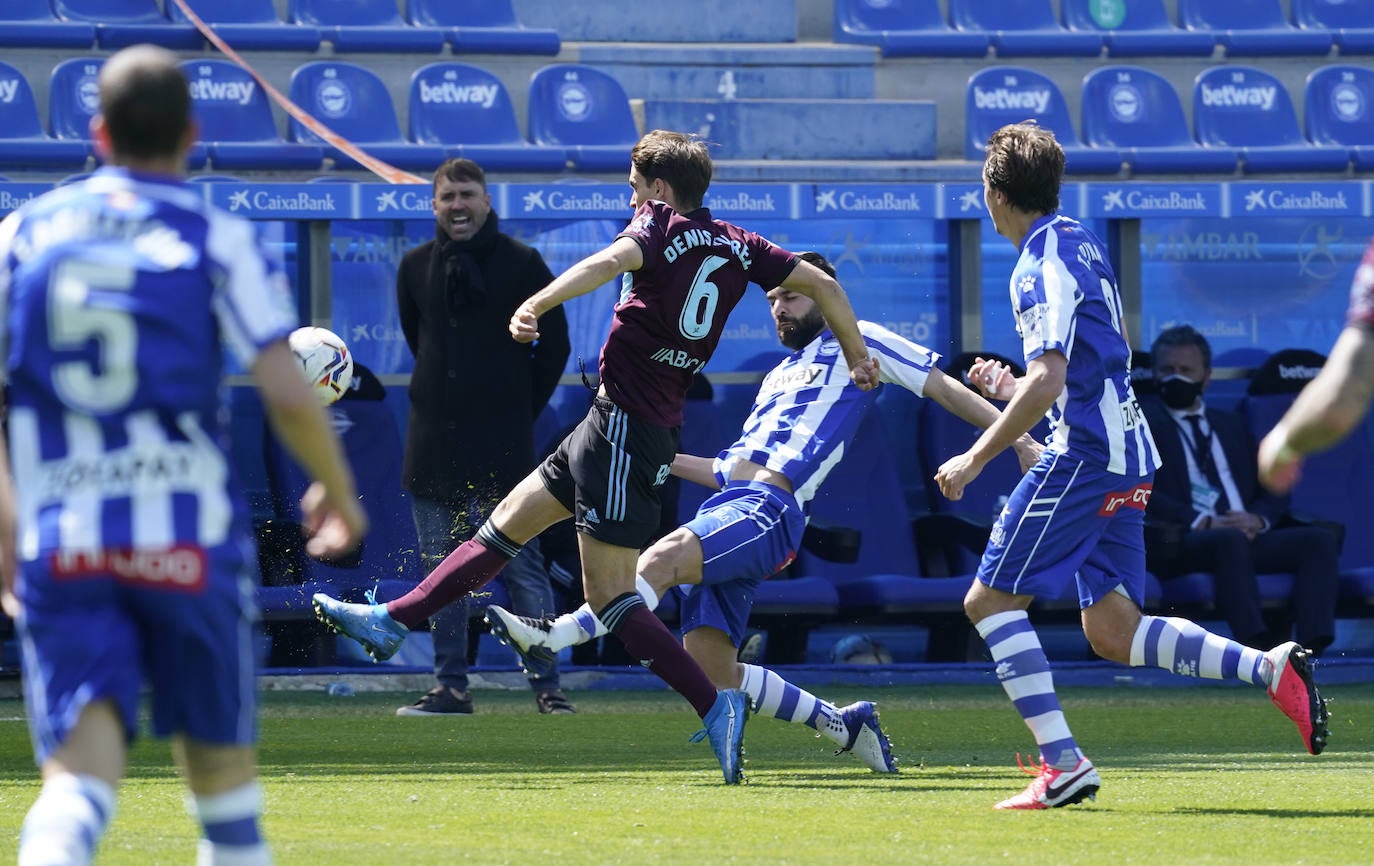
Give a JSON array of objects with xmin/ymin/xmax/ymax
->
[{"xmin": 288, "ymin": 326, "xmax": 353, "ymax": 406}]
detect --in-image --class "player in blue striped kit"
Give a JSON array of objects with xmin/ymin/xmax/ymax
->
[
  {"xmin": 0, "ymin": 46, "xmax": 366, "ymax": 865},
  {"xmin": 935, "ymin": 122, "xmax": 1330, "ymax": 810},
  {"xmin": 488, "ymin": 252, "xmax": 1041, "ymax": 773}
]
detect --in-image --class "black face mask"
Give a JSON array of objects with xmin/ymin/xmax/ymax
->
[{"xmin": 1157, "ymin": 374, "xmax": 1204, "ymax": 410}]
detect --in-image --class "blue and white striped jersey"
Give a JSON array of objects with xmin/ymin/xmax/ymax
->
[
  {"xmin": 714, "ymin": 321, "xmax": 939, "ymax": 515},
  {"xmin": 0, "ymin": 168, "xmax": 297, "ymax": 562},
  {"xmin": 1011, "ymin": 213, "xmax": 1160, "ymax": 476}
]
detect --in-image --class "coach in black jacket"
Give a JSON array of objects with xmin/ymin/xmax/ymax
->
[
  {"xmin": 394, "ymin": 158, "xmax": 573, "ymax": 715},
  {"xmin": 1143, "ymin": 326, "xmax": 1338, "ymax": 654}
]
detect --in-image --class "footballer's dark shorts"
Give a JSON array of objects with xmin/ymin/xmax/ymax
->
[{"xmin": 538, "ymin": 396, "xmax": 678, "ymax": 550}]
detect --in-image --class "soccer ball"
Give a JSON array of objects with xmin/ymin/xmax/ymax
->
[{"xmin": 288, "ymin": 326, "xmax": 353, "ymax": 406}]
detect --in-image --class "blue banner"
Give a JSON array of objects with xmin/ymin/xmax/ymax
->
[
  {"xmin": 204, "ymin": 183, "xmax": 354, "ymax": 219},
  {"xmin": 1229, "ymin": 182, "xmax": 1364, "ymax": 217},
  {"xmin": 355, "ymin": 183, "xmax": 434, "ymax": 220},
  {"xmin": 804, "ymin": 184, "xmax": 936, "ymax": 219},
  {"xmin": 1083, "ymin": 182, "xmax": 1226, "ymax": 218},
  {"xmin": 502, "ymin": 183, "xmax": 632, "ymax": 219}
]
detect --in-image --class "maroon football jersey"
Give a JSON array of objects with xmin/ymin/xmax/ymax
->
[
  {"xmin": 1348, "ymin": 236, "xmax": 1374, "ymax": 329},
  {"xmin": 601, "ymin": 200, "xmax": 797, "ymax": 427}
]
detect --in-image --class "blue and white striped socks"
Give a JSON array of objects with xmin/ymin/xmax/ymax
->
[
  {"xmin": 976, "ymin": 610, "xmax": 1083, "ymax": 771},
  {"xmin": 1130, "ymin": 615, "xmax": 1265, "ymax": 685},
  {"xmin": 740, "ymin": 663, "xmax": 848, "ymax": 745},
  {"xmin": 18, "ymin": 772, "xmax": 115, "ymax": 866}
]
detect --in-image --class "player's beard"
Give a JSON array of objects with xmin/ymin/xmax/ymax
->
[{"xmin": 777, "ymin": 308, "xmax": 826, "ymax": 350}]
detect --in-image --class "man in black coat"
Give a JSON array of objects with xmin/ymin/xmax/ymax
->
[
  {"xmin": 395, "ymin": 158, "xmax": 573, "ymax": 715},
  {"xmin": 1144, "ymin": 325, "xmax": 1338, "ymax": 654}
]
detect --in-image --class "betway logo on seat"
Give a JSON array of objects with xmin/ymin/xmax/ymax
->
[
  {"xmin": 1199, "ymin": 84, "xmax": 1276, "ymax": 110},
  {"xmin": 1279, "ymin": 364, "xmax": 1322, "ymax": 380},
  {"xmin": 973, "ymin": 87, "xmax": 1051, "ymax": 114},
  {"xmin": 188, "ymin": 78, "xmax": 256, "ymax": 106},
  {"xmin": 416, "ymin": 81, "xmax": 499, "ymax": 108}
]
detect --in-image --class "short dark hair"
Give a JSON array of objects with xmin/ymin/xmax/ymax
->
[
  {"xmin": 631, "ymin": 130, "xmax": 713, "ymax": 211},
  {"xmin": 1151, "ymin": 324, "xmax": 1213, "ymax": 371},
  {"xmin": 98, "ymin": 45, "xmax": 191, "ymax": 160},
  {"xmin": 432, "ymin": 158, "xmax": 486, "ymax": 191},
  {"xmin": 797, "ymin": 251, "xmax": 836, "ymax": 279},
  {"xmin": 983, "ymin": 122, "xmax": 1063, "ymax": 215}
]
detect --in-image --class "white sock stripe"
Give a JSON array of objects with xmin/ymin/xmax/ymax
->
[
  {"xmin": 988, "ymin": 629, "xmax": 1043, "ymax": 659},
  {"xmin": 974, "ymin": 609, "xmax": 1028, "ymax": 639},
  {"xmin": 1023, "ymin": 709, "xmax": 1073, "ymax": 743},
  {"xmin": 634, "ymin": 575, "xmax": 659, "ymax": 610},
  {"xmin": 1130, "ymin": 614, "xmax": 1155, "ymax": 666},
  {"xmin": 189, "ymin": 782, "xmax": 263, "ymax": 824},
  {"xmin": 1001, "ymin": 670, "xmax": 1057, "ymax": 701}
]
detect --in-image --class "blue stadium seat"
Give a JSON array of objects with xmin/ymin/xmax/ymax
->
[
  {"xmin": 1241, "ymin": 349, "xmax": 1373, "ymax": 572},
  {"xmin": 832, "ymin": 0, "xmax": 990, "ymax": 57},
  {"xmin": 1081, "ymin": 66, "xmax": 1239, "ymax": 173},
  {"xmin": 966, "ymin": 67, "xmax": 1123, "ymax": 174},
  {"xmin": 1294, "ymin": 0, "xmax": 1374, "ymax": 54},
  {"xmin": 0, "ymin": 0, "xmax": 95, "ymax": 48},
  {"xmin": 1305, "ymin": 65, "xmax": 1374, "ymax": 171},
  {"xmin": 949, "ymin": 0, "xmax": 1103, "ymax": 57},
  {"xmin": 168, "ymin": 0, "xmax": 321, "ymax": 52},
  {"xmin": 408, "ymin": 63, "xmax": 567, "ymax": 172},
  {"xmin": 1061, "ymin": 0, "xmax": 1216, "ymax": 57},
  {"xmin": 0, "ymin": 61, "xmax": 90, "ymax": 169},
  {"xmin": 261, "ymin": 369, "xmax": 421, "ymax": 607},
  {"xmin": 528, "ymin": 64, "xmax": 638, "ymax": 172},
  {"xmin": 1178, "ymin": 0, "xmax": 1333, "ymax": 56},
  {"xmin": 406, "ymin": 0, "xmax": 560, "ymax": 55},
  {"xmin": 51, "ymin": 57, "xmax": 207, "ymax": 168},
  {"xmin": 1193, "ymin": 66, "xmax": 1351, "ymax": 173},
  {"xmin": 290, "ymin": 0, "xmax": 444, "ymax": 53},
  {"xmin": 52, "ymin": 0, "xmax": 203, "ymax": 49},
  {"xmin": 288, "ymin": 61, "xmax": 446, "ymax": 171},
  {"xmin": 182, "ymin": 60, "xmax": 324, "ymax": 171}
]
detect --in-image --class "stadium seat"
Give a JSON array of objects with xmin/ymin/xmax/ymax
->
[
  {"xmin": 289, "ymin": 0, "xmax": 444, "ymax": 53},
  {"xmin": 1192, "ymin": 66, "xmax": 1351, "ymax": 173},
  {"xmin": 0, "ymin": 61, "xmax": 90, "ymax": 169},
  {"xmin": 406, "ymin": 0, "xmax": 560, "ymax": 55},
  {"xmin": 1241, "ymin": 349, "xmax": 1374, "ymax": 572},
  {"xmin": 949, "ymin": 0, "xmax": 1103, "ymax": 57},
  {"xmin": 966, "ymin": 67, "xmax": 1123, "ymax": 174},
  {"xmin": 261, "ymin": 365, "xmax": 421, "ymax": 607},
  {"xmin": 1060, "ymin": 0, "xmax": 1216, "ymax": 57},
  {"xmin": 1304, "ymin": 65, "xmax": 1374, "ymax": 171},
  {"xmin": 50, "ymin": 56, "xmax": 207, "ymax": 168},
  {"xmin": 1081, "ymin": 66, "xmax": 1239, "ymax": 174},
  {"xmin": 0, "ymin": 0, "xmax": 96, "ymax": 48},
  {"xmin": 288, "ymin": 61, "xmax": 446, "ymax": 171},
  {"xmin": 408, "ymin": 63, "xmax": 567, "ymax": 172},
  {"xmin": 168, "ymin": 0, "xmax": 322, "ymax": 51},
  {"xmin": 182, "ymin": 60, "xmax": 324, "ymax": 171},
  {"xmin": 528, "ymin": 64, "xmax": 638, "ymax": 172},
  {"xmin": 1293, "ymin": 0, "xmax": 1374, "ymax": 54},
  {"xmin": 1177, "ymin": 0, "xmax": 1334, "ymax": 56},
  {"xmin": 832, "ymin": 0, "xmax": 990, "ymax": 57},
  {"xmin": 52, "ymin": 0, "xmax": 203, "ymax": 49}
]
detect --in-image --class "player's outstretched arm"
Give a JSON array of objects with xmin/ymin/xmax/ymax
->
[
  {"xmin": 670, "ymin": 453, "xmax": 721, "ymax": 490},
  {"xmin": 1259, "ymin": 324, "xmax": 1374, "ymax": 492},
  {"xmin": 252, "ymin": 341, "xmax": 367, "ymax": 559},
  {"xmin": 511, "ymin": 237, "xmax": 644, "ymax": 344},
  {"xmin": 778, "ymin": 259, "xmax": 877, "ymax": 390},
  {"xmin": 922, "ymin": 368, "xmax": 1041, "ymax": 471}
]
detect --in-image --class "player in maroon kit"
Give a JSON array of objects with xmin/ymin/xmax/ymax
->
[{"xmin": 312, "ymin": 130, "xmax": 878, "ymax": 783}]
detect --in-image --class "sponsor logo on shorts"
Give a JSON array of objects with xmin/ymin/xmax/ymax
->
[
  {"xmin": 1098, "ymin": 482, "xmax": 1153, "ymax": 516},
  {"xmin": 50, "ymin": 545, "xmax": 208, "ymax": 592}
]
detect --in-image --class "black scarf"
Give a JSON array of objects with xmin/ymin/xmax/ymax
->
[{"xmin": 430, "ymin": 211, "xmax": 500, "ymax": 312}]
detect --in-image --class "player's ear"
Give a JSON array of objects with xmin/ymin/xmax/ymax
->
[{"xmin": 90, "ymin": 114, "xmax": 112, "ymax": 163}]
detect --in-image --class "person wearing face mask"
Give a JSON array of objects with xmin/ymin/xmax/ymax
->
[{"xmin": 1143, "ymin": 324, "xmax": 1339, "ymax": 655}]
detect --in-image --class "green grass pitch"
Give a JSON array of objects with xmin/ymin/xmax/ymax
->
[{"xmin": 1, "ymin": 682, "xmax": 1371, "ymax": 864}]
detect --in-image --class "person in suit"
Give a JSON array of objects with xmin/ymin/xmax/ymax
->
[{"xmin": 1144, "ymin": 325, "xmax": 1339, "ymax": 654}]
